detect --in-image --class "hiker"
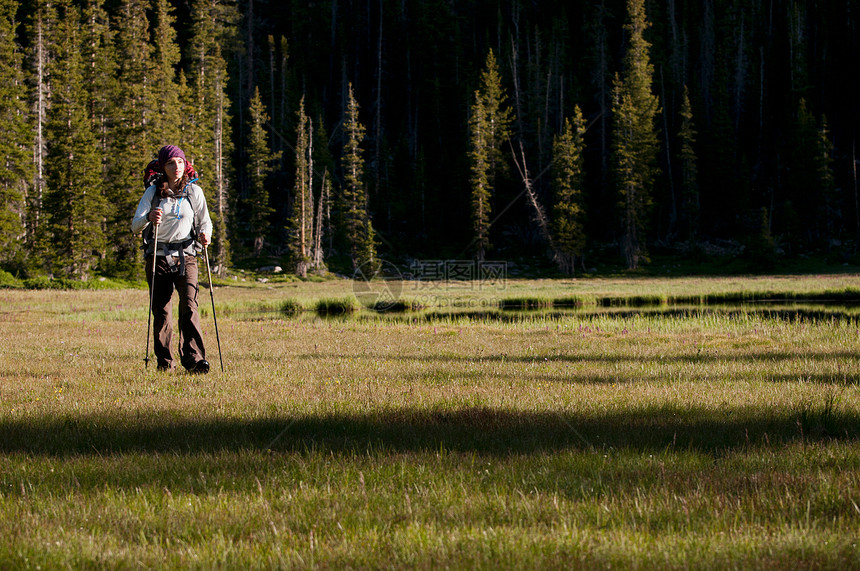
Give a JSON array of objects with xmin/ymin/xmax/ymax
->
[{"xmin": 132, "ymin": 145, "xmax": 213, "ymax": 374}]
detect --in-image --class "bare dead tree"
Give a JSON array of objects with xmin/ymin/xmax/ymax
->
[
  {"xmin": 30, "ymin": 9, "xmax": 49, "ymax": 244},
  {"xmin": 510, "ymin": 140, "xmax": 562, "ymax": 265},
  {"xmin": 312, "ymin": 170, "xmax": 330, "ymax": 271}
]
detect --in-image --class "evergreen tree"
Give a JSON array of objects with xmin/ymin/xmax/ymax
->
[
  {"xmin": 312, "ymin": 114, "xmax": 335, "ymax": 265},
  {"xmin": 288, "ymin": 95, "xmax": 313, "ymax": 276},
  {"xmin": 0, "ymin": 0, "xmax": 32, "ymax": 268},
  {"xmin": 2, "ymin": 0, "xmax": 857, "ymax": 275},
  {"xmin": 584, "ymin": 1, "xmax": 612, "ymax": 195},
  {"xmin": 81, "ymin": 0, "xmax": 116, "ymax": 159},
  {"xmin": 469, "ymin": 92, "xmax": 492, "ymax": 262},
  {"xmin": 342, "ymin": 83, "xmax": 376, "ymax": 270},
  {"xmin": 612, "ymin": 0, "xmax": 661, "ymax": 270},
  {"xmin": 176, "ymin": 70, "xmax": 195, "ymax": 149},
  {"xmin": 678, "ymin": 86, "xmax": 699, "ymax": 241},
  {"xmin": 187, "ymin": 0, "xmax": 240, "ymax": 274},
  {"xmin": 210, "ymin": 43, "xmax": 235, "ymax": 274},
  {"xmin": 781, "ymin": 98, "xmax": 820, "ymax": 249},
  {"xmin": 468, "ymin": 49, "xmax": 513, "ymax": 261},
  {"xmin": 246, "ymin": 86, "xmax": 278, "ymax": 256},
  {"xmin": 747, "ymin": 206, "xmax": 776, "ymax": 269},
  {"xmin": 550, "ymin": 107, "xmax": 587, "ymax": 275},
  {"xmin": 42, "ymin": 0, "xmax": 106, "ymax": 279},
  {"xmin": 312, "ymin": 169, "xmax": 330, "ymax": 272},
  {"xmin": 107, "ymin": 0, "xmax": 151, "ymax": 277},
  {"xmin": 816, "ymin": 115, "xmax": 838, "ymax": 244},
  {"xmin": 80, "ymin": 0, "xmax": 117, "ymax": 271},
  {"xmin": 25, "ymin": 0, "xmax": 55, "ymax": 256},
  {"xmin": 147, "ymin": 0, "xmax": 182, "ymax": 148}
]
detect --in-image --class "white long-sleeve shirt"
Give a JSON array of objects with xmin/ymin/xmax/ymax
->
[{"xmin": 131, "ymin": 183, "xmax": 213, "ymax": 257}]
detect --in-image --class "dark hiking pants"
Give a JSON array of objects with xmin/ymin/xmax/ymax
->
[{"xmin": 146, "ymin": 254, "xmax": 206, "ymax": 370}]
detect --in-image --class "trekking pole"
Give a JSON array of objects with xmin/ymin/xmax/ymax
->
[
  {"xmin": 203, "ymin": 245, "xmax": 224, "ymax": 372},
  {"xmin": 144, "ymin": 220, "xmax": 159, "ymax": 368}
]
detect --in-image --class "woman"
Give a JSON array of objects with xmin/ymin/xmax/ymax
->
[{"xmin": 132, "ymin": 145, "xmax": 213, "ymax": 373}]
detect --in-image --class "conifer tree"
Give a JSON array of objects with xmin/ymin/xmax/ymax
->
[
  {"xmin": 312, "ymin": 114, "xmax": 335, "ymax": 264},
  {"xmin": 246, "ymin": 86, "xmax": 279, "ymax": 256},
  {"xmin": 0, "ymin": 0, "xmax": 32, "ymax": 267},
  {"xmin": 107, "ymin": 0, "xmax": 151, "ymax": 277},
  {"xmin": 148, "ymin": 0, "xmax": 182, "ymax": 148},
  {"xmin": 550, "ymin": 107, "xmax": 587, "ymax": 275},
  {"xmin": 612, "ymin": 0, "xmax": 660, "ymax": 269},
  {"xmin": 187, "ymin": 0, "xmax": 240, "ymax": 274},
  {"xmin": 25, "ymin": 0, "xmax": 55, "ymax": 254},
  {"xmin": 277, "ymin": 37, "xmax": 289, "ymax": 152},
  {"xmin": 469, "ymin": 93, "xmax": 492, "ymax": 262},
  {"xmin": 81, "ymin": 0, "xmax": 116, "ymax": 158},
  {"xmin": 42, "ymin": 0, "xmax": 106, "ymax": 279},
  {"xmin": 678, "ymin": 86, "xmax": 699, "ymax": 241},
  {"xmin": 288, "ymin": 95, "xmax": 313, "ymax": 276},
  {"xmin": 782, "ymin": 98, "xmax": 821, "ymax": 247},
  {"xmin": 469, "ymin": 49, "xmax": 513, "ymax": 261},
  {"xmin": 817, "ymin": 116, "xmax": 837, "ymax": 241},
  {"xmin": 80, "ymin": 0, "xmax": 117, "ymax": 271},
  {"xmin": 342, "ymin": 83, "xmax": 376, "ymax": 270},
  {"xmin": 210, "ymin": 43, "xmax": 234, "ymax": 274},
  {"xmin": 312, "ymin": 170, "xmax": 330, "ymax": 272},
  {"xmin": 815, "ymin": 116, "xmax": 842, "ymax": 245},
  {"xmin": 176, "ymin": 70, "xmax": 195, "ymax": 149}
]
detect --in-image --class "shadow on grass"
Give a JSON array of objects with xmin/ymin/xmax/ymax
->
[
  {"xmin": 294, "ymin": 351, "xmax": 860, "ymax": 384},
  {"xmin": 1, "ymin": 404, "xmax": 857, "ymax": 458}
]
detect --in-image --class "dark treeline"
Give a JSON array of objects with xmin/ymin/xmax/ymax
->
[{"xmin": 1, "ymin": 0, "xmax": 859, "ymax": 281}]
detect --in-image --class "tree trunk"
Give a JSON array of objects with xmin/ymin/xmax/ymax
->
[
  {"xmin": 31, "ymin": 11, "xmax": 48, "ymax": 244},
  {"xmin": 512, "ymin": 141, "xmax": 561, "ymax": 265},
  {"xmin": 215, "ymin": 72, "xmax": 226, "ymax": 275}
]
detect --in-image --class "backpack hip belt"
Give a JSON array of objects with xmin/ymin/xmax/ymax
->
[{"xmin": 156, "ymin": 238, "xmax": 196, "ymax": 276}]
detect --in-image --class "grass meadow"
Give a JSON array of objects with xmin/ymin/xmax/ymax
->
[{"xmin": 1, "ymin": 274, "xmax": 859, "ymax": 569}]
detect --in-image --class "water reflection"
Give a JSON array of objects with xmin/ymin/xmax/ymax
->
[{"xmin": 221, "ymin": 301, "xmax": 860, "ymax": 324}]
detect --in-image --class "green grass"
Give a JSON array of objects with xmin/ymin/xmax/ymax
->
[
  {"xmin": 280, "ymin": 298, "xmax": 304, "ymax": 316},
  {"xmin": 552, "ymin": 295, "xmax": 586, "ymax": 308},
  {"xmin": 1, "ymin": 277, "xmax": 859, "ymax": 568},
  {"xmin": 315, "ymin": 296, "xmax": 360, "ymax": 315}
]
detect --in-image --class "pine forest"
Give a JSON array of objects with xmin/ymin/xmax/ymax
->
[{"xmin": 1, "ymin": 0, "xmax": 859, "ymax": 280}]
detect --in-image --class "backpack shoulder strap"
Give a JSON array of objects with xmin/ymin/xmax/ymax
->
[
  {"xmin": 177, "ymin": 183, "xmax": 200, "ymax": 239},
  {"xmin": 149, "ymin": 187, "xmax": 161, "ymax": 213}
]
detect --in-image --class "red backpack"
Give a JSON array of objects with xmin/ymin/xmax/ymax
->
[
  {"xmin": 143, "ymin": 159, "xmax": 198, "ymax": 190},
  {"xmin": 140, "ymin": 159, "xmax": 201, "ymax": 263}
]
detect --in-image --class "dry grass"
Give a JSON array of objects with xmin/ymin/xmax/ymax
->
[{"xmin": 0, "ymin": 277, "xmax": 859, "ymax": 568}]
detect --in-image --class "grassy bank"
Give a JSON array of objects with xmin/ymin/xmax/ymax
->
[{"xmin": 0, "ymin": 277, "xmax": 858, "ymax": 568}]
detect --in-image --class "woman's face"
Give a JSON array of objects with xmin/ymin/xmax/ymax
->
[{"xmin": 164, "ymin": 156, "xmax": 185, "ymax": 184}]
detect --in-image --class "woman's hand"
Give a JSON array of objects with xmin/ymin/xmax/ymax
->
[
  {"xmin": 199, "ymin": 233, "xmax": 210, "ymax": 247},
  {"xmin": 148, "ymin": 208, "xmax": 162, "ymax": 225}
]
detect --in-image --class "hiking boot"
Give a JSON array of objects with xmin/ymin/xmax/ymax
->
[
  {"xmin": 190, "ymin": 359, "xmax": 210, "ymax": 374},
  {"xmin": 156, "ymin": 362, "xmax": 174, "ymax": 372}
]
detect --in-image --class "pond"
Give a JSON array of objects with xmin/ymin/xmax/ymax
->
[{"xmin": 217, "ymin": 300, "xmax": 860, "ymax": 325}]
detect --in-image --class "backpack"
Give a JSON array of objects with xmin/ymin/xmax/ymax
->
[
  {"xmin": 143, "ymin": 158, "xmax": 198, "ymax": 191},
  {"xmin": 141, "ymin": 159, "xmax": 201, "ymax": 274}
]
